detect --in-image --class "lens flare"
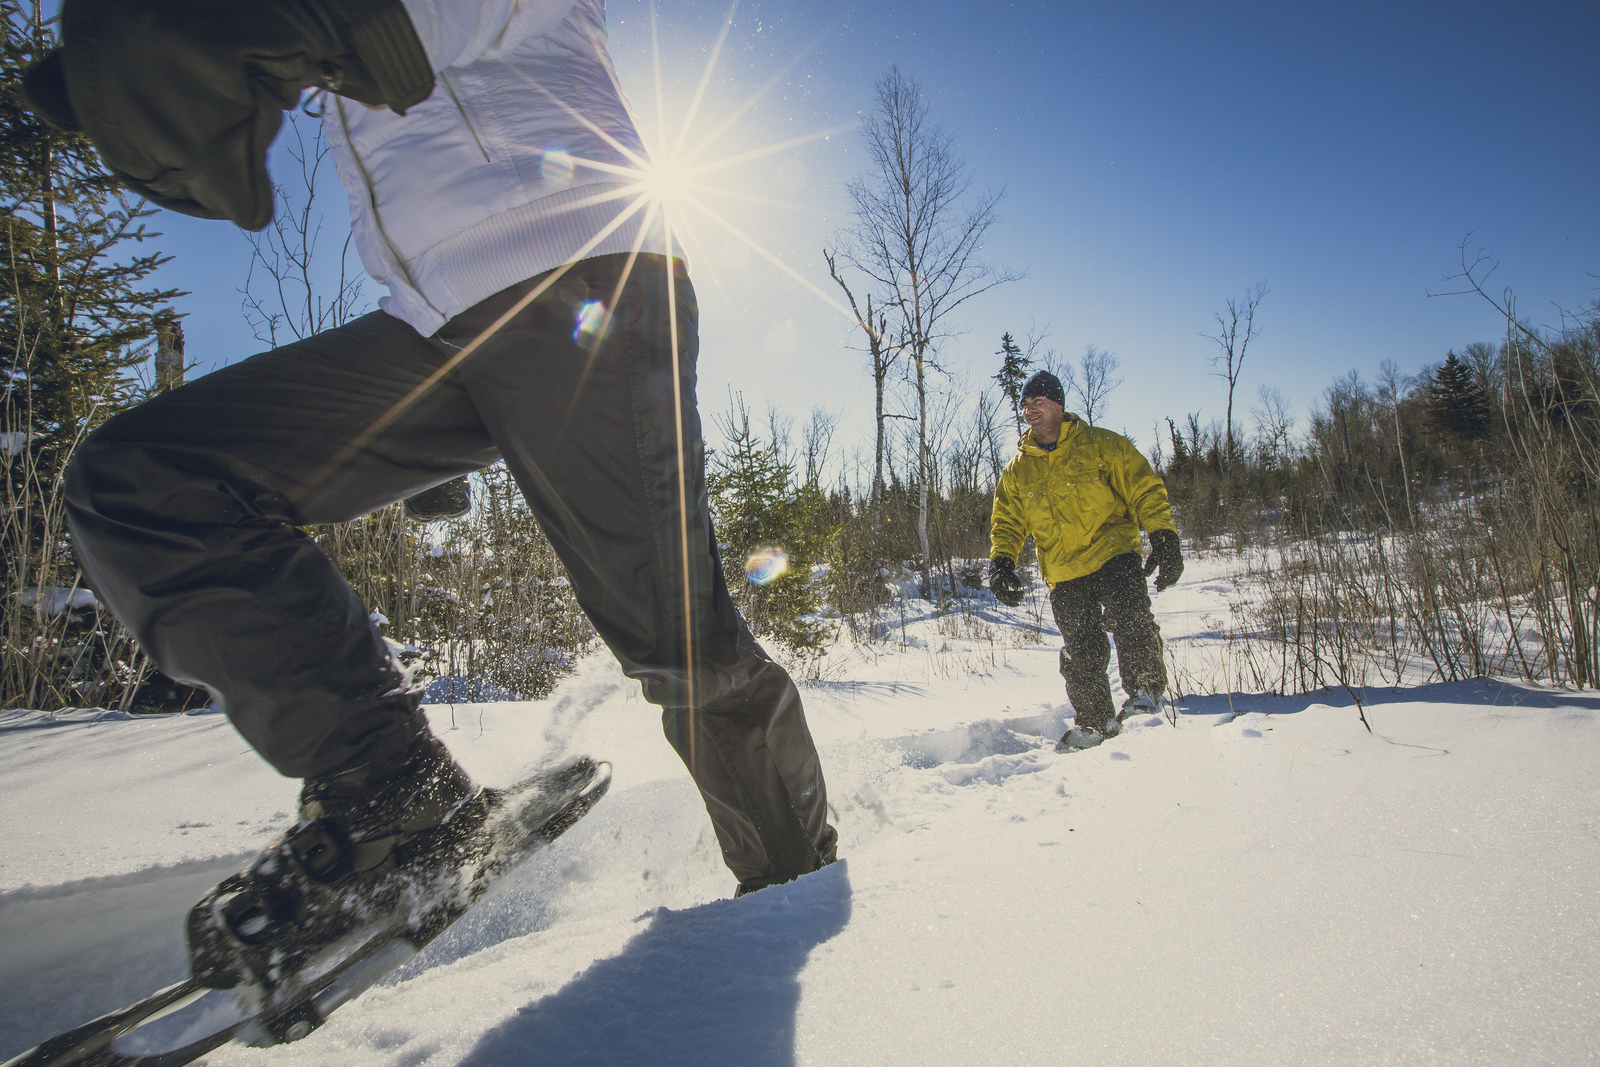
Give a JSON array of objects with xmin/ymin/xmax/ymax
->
[
  {"xmin": 744, "ymin": 546, "xmax": 789, "ymax": 586},
  {"xmin": 573, "ymin": 299, "xmax": 606, "ymax": 346},
  {"xmin": 540, "ymin": 148, "xmax": 575, "ymax": 184}
]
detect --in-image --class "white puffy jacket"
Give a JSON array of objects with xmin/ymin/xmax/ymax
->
[{"xmin": 325, "ymin": 0, "xmax": 672, "ymax": 336}]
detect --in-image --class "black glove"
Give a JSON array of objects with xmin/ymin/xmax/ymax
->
[
  {"xmin": 988, "ymin": 556, "xmax": 1025, "ymax": 607},
  {"xmin": 21, "ymin": 0, "xmax": 434, "ymax": 231},
  {"xmin": 1142, "ymin": 528, "xmax": 1184, "ymax": 592}
]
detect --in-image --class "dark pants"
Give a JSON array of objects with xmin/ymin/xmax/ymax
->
[
  {"xmin": 1049, "ymin": 552, "xmax": 1167, "ymax": 731},
  {"xmin": 65, "ymin": 254, "xmax": 835, "ymax": 889}
]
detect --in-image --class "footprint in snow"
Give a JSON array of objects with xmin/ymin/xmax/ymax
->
[{"xmin": 889, "ymin": 719, "xmax": 1054, "ymax": 786}]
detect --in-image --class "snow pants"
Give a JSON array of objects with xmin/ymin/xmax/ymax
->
[
  {"xmin": 1049, "ymin": 552, "xmax": 1167, "ymax": 731},
  {"xmin": 65, "ymin": 254, "xmax": 836, "ymax": 889}
]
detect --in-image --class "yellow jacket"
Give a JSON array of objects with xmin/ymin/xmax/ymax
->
[{"xmin": 990, "ymin": 416, "xmax": 1176, "ymax": 586}]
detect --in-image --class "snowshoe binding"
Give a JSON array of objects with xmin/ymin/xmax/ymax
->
[{"xmin": 186, "ymin": 731, "xmax": 477, "ymax": 997}]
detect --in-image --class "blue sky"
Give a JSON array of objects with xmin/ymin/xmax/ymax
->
[{"xmin": 147, "ymin": 0, "xmax": 1600, "ymax": 462}]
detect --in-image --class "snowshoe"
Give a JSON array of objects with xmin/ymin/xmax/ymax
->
[
  {"xmin": 403, "ymin": 475, "xmax": 472, "ymax": 523},
  {"xmin": 1055, "ymin": 725, "xmax": 1109, "ymax": 752},
  {"xmin": 2, "ymin": 755, "xmax": 611, "ymax": 1067}
]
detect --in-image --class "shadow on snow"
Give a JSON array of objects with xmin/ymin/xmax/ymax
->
[
  {"xmin": 1173, "ymin": 677, "xmax": 1600, "ymax": 718},
  {"xmin": 458, "ymin": 860, "xmax": 852, "ymax": 1067}
]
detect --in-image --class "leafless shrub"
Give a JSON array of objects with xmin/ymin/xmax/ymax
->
[
  {"xmin": 313, "ymin": 465, "xmax": 595, "ymax": 701},
  {"xmin": 1199, "ymin": 326, "xmax": 1598, "ymax": 694}
]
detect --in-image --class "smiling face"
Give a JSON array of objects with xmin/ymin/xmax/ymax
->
[{"xmin": 1021, "ymin": 394, "xmax": 1066, "ymax": 442}]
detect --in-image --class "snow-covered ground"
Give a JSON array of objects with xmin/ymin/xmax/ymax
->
[{"xmin": 2, "ymin": 553, "xmax": 1597, "ymax": 1065}]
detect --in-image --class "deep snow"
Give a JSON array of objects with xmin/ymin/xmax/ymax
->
[{"xmin": 2, "ymin": 553, "xmax": 1597, "ymax": 1065}]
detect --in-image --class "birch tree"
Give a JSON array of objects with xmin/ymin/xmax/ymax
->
[
  {"xmin": 1203, "ymin": 283, "xmax": 1267, "ymax": 470},
  {"xmin": 823, "ymin": 249, "xmax": 901, "ymax": 500},
  {"xmin": 836, "ymin": 66, "xmax": 1018, "ymax": 595}
]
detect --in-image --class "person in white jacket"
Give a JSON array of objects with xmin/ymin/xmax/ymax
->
[{"xmin": 25, "ymin": 0, "xmax": 836, "ymax": 979}]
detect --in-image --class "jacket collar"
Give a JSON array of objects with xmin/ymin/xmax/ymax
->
[{"xmin": 1018, "ymin": 414, "xmax": 1085, "ymax": 457}]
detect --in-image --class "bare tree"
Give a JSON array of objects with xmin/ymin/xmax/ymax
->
[
  {"xmin": 763, "ymin": 401, "xmax": 795, "ymax": 472},
  {"xmin": 1202, "ymin": 282, "xmax": 1267, "ymax": 470},
  {"xmin": 1024, "ymin": 323, "xmax": 1066, "ymax": 398},
  {"xmin": 800, "ymin": 404, "xmax": 839, "ymax": 488},
  {"xmin": 1072, "ymin": 344, "xmax": 1123, "ymax": 426},
  {"xmin": 971, "ymin": 388, "xmax": 1009, "ymax": 485},
  {"xmin": 823, "ymin": 250, "xmax": 903, "ymax": 500},
  {"xmin": 240, "ymin": 114, "xmax": 367, "ymax": 345},
  {"xmin": 1374, "ymin": 359, "xmax": 1414, "ymax": 525},
  {"xmin": 838, "ymin": 66, "xmax": 1021, "ymax": 594},
  {"xmin": 1250, "ymin": 384, "xmax": 1295, "ymax": 467}
]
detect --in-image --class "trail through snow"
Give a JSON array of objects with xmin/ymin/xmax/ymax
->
[{"xmin": 2, "ymin": 555, "xmax": 1597, "ymax": 1065}]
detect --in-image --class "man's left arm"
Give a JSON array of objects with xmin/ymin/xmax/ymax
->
[
  {"xmin": 1107, "ymin": 438, "xmax": 1175, "ymax": 535},
  {"xmin": 1107, "ymin": 437, "xmax": 1183, "ymax": 590},
  {"xmin": 20, "ymin": 0, "xmax": 579, "ymax": 232}
]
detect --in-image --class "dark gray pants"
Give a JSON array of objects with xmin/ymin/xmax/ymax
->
[
  {"xmin": 66, "ymin": 254, "xmax": 835, "ymax": 888},
  {"xmin": 1049, "ymin": 552, "xmax": 1167, "ymax": 731}
]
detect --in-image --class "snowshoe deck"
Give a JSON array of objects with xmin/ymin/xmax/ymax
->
[{"xmin": 2, "ymin": 756, "xmax": 610, "ymax": 1067}]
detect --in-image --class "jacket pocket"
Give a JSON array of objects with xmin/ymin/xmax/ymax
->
[
  {"xmin": 440, "ymin": 72, "xmax": 492, "ymax": 163},
  {"xmin": 1058, "ymin": 469, "xmax": 1118, "ymax": 535}
]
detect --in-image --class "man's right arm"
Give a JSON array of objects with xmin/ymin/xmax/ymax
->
[
  {"xmin": 21, "ymin": 0, "xmax": 581, "ymax": 231},
  {"xmin": 987, "ymin": 470, "xmax": 1029, "ymax": 606},
  {"xmin": 989, "ymin": 467, "xmax": 1028, "ymax": 562}
]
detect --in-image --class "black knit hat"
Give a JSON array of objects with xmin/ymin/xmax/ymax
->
[{"xmin": 1021, "ymin": 370, "xmax": 1065, "ymax": 408}]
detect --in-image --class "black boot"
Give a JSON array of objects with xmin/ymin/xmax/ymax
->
[
  {"xmin": 187, "ymin": 732, "xmax": 480, "ymax": 993},
  {"xmin": 296, "ymin": 732, "xmax": 476, "ymax": 874}
]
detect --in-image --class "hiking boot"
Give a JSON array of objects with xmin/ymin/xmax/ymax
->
[
  {"xmin": 1119, "ymin": 690, "xmax": 1162, "ymax": 721},
  {"xmin": 296, "ymin": 732, "xmax": 475, "ymax": 873},
  {"xmin": 188, "ymin": 732, "xmax": 479, "ymax": 992}
]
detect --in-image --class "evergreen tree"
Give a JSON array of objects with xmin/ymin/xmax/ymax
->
[
  {"xmin": 1, "ymin": 0, "xmax": 179, "ymax": 476},
  {"xmin": 708, "ymin": 409, "xmax": 835, "ymax": 659},
  {"xmin": 1427, "ymin": 351, "xmax": 1491, "ymax": 442},
  {"xmin": 991, "ymin": 332, "xmax": 1031, "ymax": 433}
]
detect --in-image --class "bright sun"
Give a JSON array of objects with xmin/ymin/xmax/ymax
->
[
  {"xmin": 638, "ymin": 152, "xmax": 695, "ymax": 207},
  {"xmin": 495, "ymin": 0, "xmax": 858, "ymax": 316}
]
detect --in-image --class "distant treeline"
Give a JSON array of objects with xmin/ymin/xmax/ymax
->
[{"xmin": 1156, "ymin": 318, "xmax": 1600, "ymax": 693}]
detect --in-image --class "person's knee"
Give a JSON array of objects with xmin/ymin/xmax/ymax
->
[
  {"xmin": 657, "ymin": 657, "xmax": 790, "ymax": 725},
  {"xmin": 1102, "ymin": 579, "xmax": 1155, "ymax": 633},
  {"xmin": 1065, "ymin": 624, "xmax": 1110, "ymax": 660}
]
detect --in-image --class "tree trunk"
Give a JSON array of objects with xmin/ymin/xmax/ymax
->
[
  {"xmin": 873, "ymin": 341, "xmax": 887, "ymax": 502},
  {"xmin": 915, "ymin": 349, "xmax": 932, "ymax": 599},
  {"xmin": 156, "ymin": 323, "xmax": 186, "ymax": 392}
]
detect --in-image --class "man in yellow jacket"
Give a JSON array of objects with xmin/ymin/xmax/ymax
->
[{"xmin": 989, "ymin": 371, "xmax": 1184, "ymax": 751}]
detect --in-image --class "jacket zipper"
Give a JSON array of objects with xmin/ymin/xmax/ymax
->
[{"xmin": 440, "ymin": 73, "xmax": 492, "ymax": 163}]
